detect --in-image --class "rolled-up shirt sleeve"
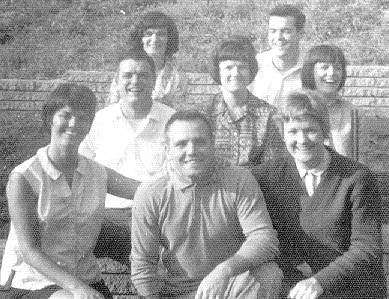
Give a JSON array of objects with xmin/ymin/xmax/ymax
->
[
  {"xmin": 234, "ymin": 169, "xmax": 280, "ymax": 267},
  {"xmin": 131, "ymin": 182, "xmax": 162, "ymax": 297}
]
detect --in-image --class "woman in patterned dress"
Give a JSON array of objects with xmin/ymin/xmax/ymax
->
[{"xmin": 207, "ymin": 36, "xmax": 284, "ymax": 167}]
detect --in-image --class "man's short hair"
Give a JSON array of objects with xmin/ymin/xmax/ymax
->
[
  {"xmin": 42, "ymin": 83, "xmax": 97, "ymax": 133},
  {"xmin": 165, "ymin": 110, "xmax": 213, "ymax": 142},
  {"xmin": 269, "ymin": 4, "xmax": 306, "ymax": 32},
  {"xmin": 275, "ymin": 89, "xmax": 330, "ymax": 139},
  {"xmin": 208, "ymin": 35, "xmax": 258, "ymax": 85},
  {"xmin": 116, "ymin": 48, "xmax": 156, "ymax": 79},
  {"xmin": 128, "ymin": 11, "xmax": 179, "ymax": 58},
  {"xmin": 301, "ymin": 44, "xmax": 347, "ymax": 91}
]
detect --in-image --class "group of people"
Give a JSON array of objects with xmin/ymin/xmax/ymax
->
[{"xmin": 0, "ymin": 4, "xmax": 385, "ymax": 299}]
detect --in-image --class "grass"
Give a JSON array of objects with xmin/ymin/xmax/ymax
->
[{"xmin": 0, "ymin": 0, "xmax": 387, "ymax": 78}]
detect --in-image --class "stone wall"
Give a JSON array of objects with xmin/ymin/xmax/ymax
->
[{"xmin": 2, "ymin": 66, "xmax": 389, "ymax": 298}]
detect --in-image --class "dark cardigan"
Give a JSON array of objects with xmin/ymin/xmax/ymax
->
[{"xmin": 252, "ymin": 149, "xmax": 386, "ymax": 298}]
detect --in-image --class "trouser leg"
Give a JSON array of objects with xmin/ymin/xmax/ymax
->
[
  {"xmin": 94, "ymin": 208, "xmax": 132, "ymax": 266},
  {"xmin": 161, "ymin": 262, "xmax": 283, "ymax": 299},
  {"xmin": 225, "ymin": 262, "xmax": 283, "ymax": 299}
]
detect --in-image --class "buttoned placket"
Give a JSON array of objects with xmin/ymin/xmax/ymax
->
[{"xmin": 70, "ymin": 170, "xmax": 88, "ymax": 277}]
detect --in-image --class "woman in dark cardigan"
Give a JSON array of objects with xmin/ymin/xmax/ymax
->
[{"xmin": 252, "ymin": 89, "xmax": 385, "ymax": 299}]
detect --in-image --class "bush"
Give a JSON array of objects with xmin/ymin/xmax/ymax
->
[
  {"xmin": 0, "ymin": 112, "xmax": 48, "ymax": 224},
  {"xmin": 0, "ymin": 0, "xmax": 387, "ymax": 79}
]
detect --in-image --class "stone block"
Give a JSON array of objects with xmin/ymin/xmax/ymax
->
[
  {"xmin": 101, "ymin": 274, "xmax": 137, "ymax": 295},
  {"xmin": 382, "ymin": 224, "xmax": 389, "ymax": 254},
  {"xmin": 0, "ymin": 79, "xmax": 20, "ymax": 91},
  {"xmin": 347, "ymin": 66, "xmax": 389, "ymax": 78},
  {"xmin": 34, "ymin": 80, "xmax": 65, "ymax": 92},
  {"xmin": 187, "ymin": 84, "xmax": 220, "ymax": 94},
  {"xmin": 357, "ymin": 108, "xmax": 389, "ymax": 172},
  {"xmin": 344, "ymin": 77, "xmax": 376, "ymax": 87},
  {"xmin": 0, "ymin": 100, "xmax": 42, "ymax": 111},
  {"xmin": 63, "ymin": 70, "xmax": 115, "ymax": 83},
  {"xmin": 187, "ymin": 72, "xmax": 215, "ymax": 85},
  {"xmin": 344, "ymin": 77, "xmax": 389, "ymax": 88},
  {"xmin": 98, "ymin": 258, "xmax": 130, "ymax": 274},
  {"xmin": 348, "ymin": 97, "xmax": 389, "ymax": 106},
  {"xmin": 343, "ymin": 87, "xmax": 389, "ymax": 98},
  {"xmin": 0, "ymin": 90, "xmax": 50, "ymax": 102}
]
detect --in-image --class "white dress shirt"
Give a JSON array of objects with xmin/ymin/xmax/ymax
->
[
  {"xmin": 248, "ymin": 50, "xmax": 303, "ymax": 109},
  {"xmin": 79, "ymin": 101, "xmax": 175, "ymax": 208},
  {"xmin": 325, "ymin": 100, "xmax": 356, "ymax": 158},
  {"xmin": 295, "ymin": 149, "xmax": 331, "ymax": 197}
]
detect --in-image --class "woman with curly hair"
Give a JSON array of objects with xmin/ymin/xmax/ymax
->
[{"xmin": 108, "ymin": 11, "xmax": 188, "ymax": 108}]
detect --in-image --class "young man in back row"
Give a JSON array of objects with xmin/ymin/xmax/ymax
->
[{"xmin": 248, "ymin": 4, "xmax": 305, "ymax": 109}]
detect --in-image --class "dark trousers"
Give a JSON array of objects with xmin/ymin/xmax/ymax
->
[{"xmin": 94, "ymin": 208, "xmax": 132, "ymax": 266}]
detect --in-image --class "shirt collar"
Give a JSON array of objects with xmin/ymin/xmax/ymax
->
[
  {"xmin": 37, "ymin": 146, "xmax": 86, "ymax": 181},
  {"xmin": 266, "ymin": 48, "xmax": 304, "ymax": 77},
  {"xmin": 115, "ymin": 101, "xmax": 162, "ymax": 123},
  {"xmin": 167, "ymin": 160, "xmax": 219, "ymax": 191},
  {"xmin": 295, "ymin": 148, "xmax": 331, "ymax": 179}
]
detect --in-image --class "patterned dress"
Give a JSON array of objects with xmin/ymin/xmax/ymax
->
[{"xmin": 207, "ymin": 92, "xmax": 285, "ymax": 167}]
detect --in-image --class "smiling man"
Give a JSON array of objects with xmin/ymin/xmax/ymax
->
[
  {"xmin": 79, "ymin": 48, "xmax": 175, "ymax": 264},
  {"xmin": 248, "ymin": 4, "xmax": 305, "ymax": 108},
  {"xmin": 131, "ymin": 111, "xmax": 282, "ymax": 299}
]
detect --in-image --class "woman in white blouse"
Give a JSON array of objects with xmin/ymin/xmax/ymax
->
[
  {"xmin": 1, "ymin": 83, "xmax": 139, "ymax": 299},
  {"xmin": 301, "ymin": 44, "xmax": 356, "ymax": 158}
]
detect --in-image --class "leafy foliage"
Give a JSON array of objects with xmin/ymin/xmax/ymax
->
[
  {"xmin": 0, "ymin": 113, "xmax": 48, "ymax": 225},
  {"xmin": 0, "ymin": 0, "xmax": 387, "ymax": 78}
]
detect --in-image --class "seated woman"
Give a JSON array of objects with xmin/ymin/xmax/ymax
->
[
  {"xmin": 252, "ymin": 89, "xmax": 385, "ymax": 299},
  {"xmin": 207, "ymin": 36, "xmax": 284, "ymax": 167},
  {"xmin": 108, "ymin": 11, "xmax": 188, "ymax": 108},
  {"xmin": 301, "ymin": 44, "xmax": 356, "ymax": 158},
  {"xmin": 0, "ymin": 83, "xmax": 139, "ymax": 299}
]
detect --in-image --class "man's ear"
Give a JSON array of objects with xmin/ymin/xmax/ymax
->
[
  {"xmin": 164, "ymin": 141, "xmax": 171, "ymax": 160},
  {"xmin": 297, "ymin": 28, "xmax": 305, "ymax": 39},
  {"xmin": 114, "ymin": 72, "xmax": 119, "ymax": 85}
]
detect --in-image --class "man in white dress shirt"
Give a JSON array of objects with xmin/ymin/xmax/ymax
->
[
  {"xmin": 248, "ymin": 4, "xmax": 306, "ymax": 108},
  {"xmin": 79, "ymin": 48, "xmax": 175, "ymax": 264}
]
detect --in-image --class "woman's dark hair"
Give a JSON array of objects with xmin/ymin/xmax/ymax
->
[
  {"xmin": 128, "ymin": 11, "xmax": 179, "ymax": 58},
  {"xmin": 42, "ymin": 83, "xmax": 97, "ymax": 133},
  {"xmin": 208, "ymin": 36, "xmax": 258, "ymax": 85},
  {"xmin": 301, "ymin": 44, "xmax": 347, "ymax": 91}
]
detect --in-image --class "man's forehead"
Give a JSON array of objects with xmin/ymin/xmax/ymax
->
[
  {"xmin": 119, "ymin": 58, "xmax": 153, "ymax": 73},
  {"xmin": 268, "ymin": 15, "xmax": 296, "ymax": 29},
  {"xmin": 168, "ymin": 120, "xmax": 211, "ymax": 139}
]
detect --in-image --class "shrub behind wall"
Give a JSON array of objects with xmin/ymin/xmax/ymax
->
[{"xmin": 0, "ymin": 0, "xmax": 387, "ymax": 78}]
